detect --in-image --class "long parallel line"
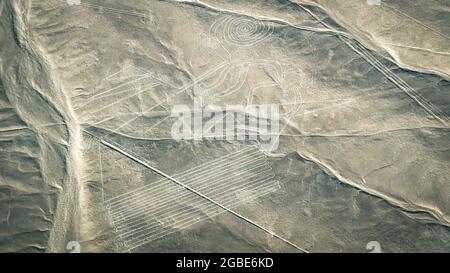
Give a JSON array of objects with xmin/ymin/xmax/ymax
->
[
  {"xmin": 109, "ymin": 165, "xmax": 273, "ymax": 223},
  {"xmin": 123, "ymin": 185, "xmax": 278, "ymax": 251},
  {"xmin": 350, "ymin": 39, "xmax": 448, "ymax": 118},
  {"xmin": 110, "ymin": 168, "xmax": 274, "ymax": 228},
  {"xmin": 107, "ymin": 153, "xmax": 267, "ymax": 214},
  {"xmin": 82, "ymin": 3, "xmax": 151, "ymax": 20},
  {"xmin": 109, "ymin": 163, "xmax": 271, "ymax": 224},
  {"xmin": 79, "ymin": 84, "xmax": 161, "ymax": 118},
  {"xmin": 102, "ymin": 61, "xmax": 230, "ymax": 138},
  {"xmin": 105, "ymin": 145, "xmax": 258, "ymax": 204},
  {"xmin": 106, "ymin": 148, "xmax": 263, "ymax": 209},
  {"xmin": 115, "ymin": 179, "xmax": 276, "ymax": 239},
  {"xmin": 102, "ymin": 64, "xmax": 133, "ymax": 81},
  {"xmin": 299, "ymin": 4, "xmax": 449, "ymax": 127},
  {"xmin": 109, "ymin": 166, "xmax": 272, "ymax": 225},
  {"xmin": 91, "ymin": 81, "xmax": 160, "ymax": 102},
  {"xmin": 119, "ymin": 181, "xmax": 278, "ymax": 244},
  {"xmin": 105, "ymin": 145, "xmax": 256, "ymax": 203},
  {"xmin": 121, "ymin": 186, "xmax": 276, "ymax": 251},
  {"xmin": 72, "ymin": 68, "xmax": 153, "ymax": 111},
  {"xmin": 99, "ymin": 139, "xmax": 307, "ymax": 253},
  {"xmin": 90, "ymin": 74, "xmax": 155, "ymax": 100},
  {"xmin": 120, "ymin": 185, "xmax": 277, "ymax": 246},
  {"xmin": 81, "ymin": 82, "xmax": 161, "ymax": 116},
  {"xmin": 349, "ymin": 40, "xmax": 450, "ymax": 125},
  {"xmin": 105, "ymin": 152, "xmax": 262, "ymax": 211}
]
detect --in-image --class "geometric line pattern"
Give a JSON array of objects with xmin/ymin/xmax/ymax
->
[{"xmin": 104, "ymin": 146, "xmax": 279, "ymax": 251}]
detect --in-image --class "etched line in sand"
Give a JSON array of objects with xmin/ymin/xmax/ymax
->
[
  {"xmin": 89, "ymin": 135, "xmax": 307, "ymax": 252},
  {"xmin": 298, "ymin": 4, "xmax": 450, "ymax": 127}
]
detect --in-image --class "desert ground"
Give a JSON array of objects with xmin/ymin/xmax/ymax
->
[{"xmin": 0, "ymin": 0, "xmax": 449, "ymax": 253}]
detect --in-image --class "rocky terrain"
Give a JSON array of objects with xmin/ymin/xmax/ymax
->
[{"xmin": 0, "ymin": 0, "xmax": 449, "ymax": 253}]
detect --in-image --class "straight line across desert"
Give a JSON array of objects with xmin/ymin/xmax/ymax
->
[{"xmin": 0, "ymin": 0, "xmax": 449, "ymax": 254}]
